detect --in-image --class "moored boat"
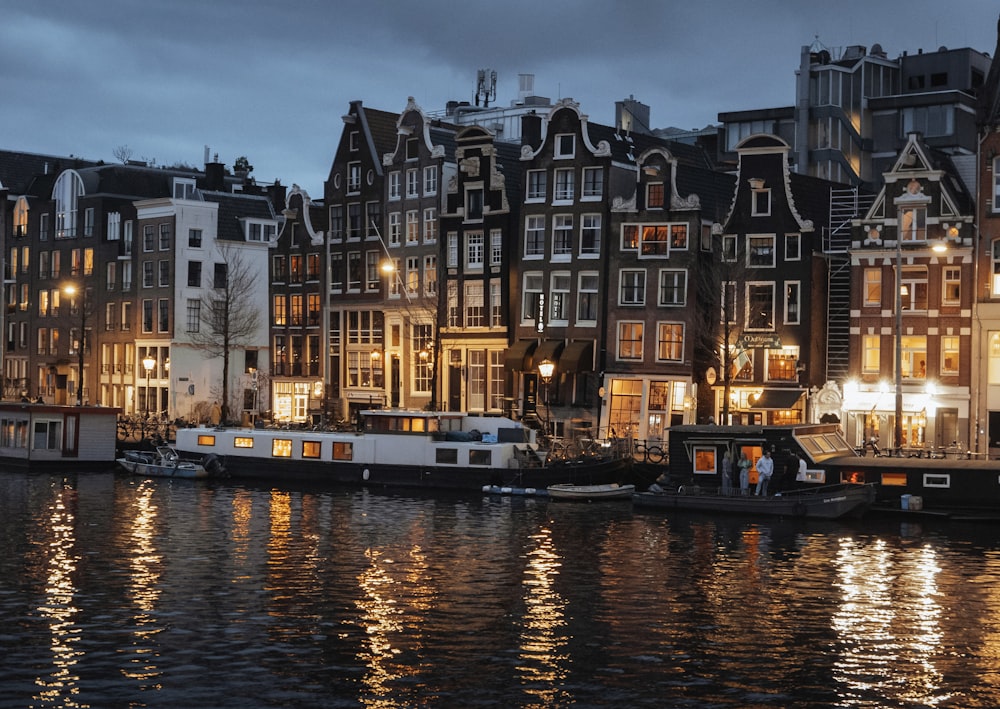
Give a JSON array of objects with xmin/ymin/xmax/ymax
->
[
  {"xmin": 632, "ymin": 483, "xmax": 876, "ymax": 520},
  {"xmin": 661, "ymin": 423, "xmax": 1000, "ymax": 515},
  {"xmin": 117, "ymin": 446, "xmax": 223, "ymax": 479},
  {"xmin": 548, "ymin": 483, "xmax": 635, "ymax": 501},
  {"xmin": 175, "ymin": 409, "xmax": 630, "ymax": 492}
]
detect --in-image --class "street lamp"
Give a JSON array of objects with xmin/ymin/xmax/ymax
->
[
  {"xmin": 893, "ymin": 232, "xmax": 904, "ymax": 455},
  {"xmin": 537, "ymin": 358, "xmax": 555, "ymax": 436},
  {"xmin": 62, "ymin": 284, "xmax": 87, "ymax": 405},
  {"xmin": 142, "ymin": 353, "xmax": 156, "ymax": 417}
]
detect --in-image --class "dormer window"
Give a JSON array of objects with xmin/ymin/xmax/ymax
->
[
  {"xmin": 173, "ymin": 177, "xmax": 196, "ymax": 200},
  {"xmin": 247, "ymin": 221, "xmax": 277, "ymax": 242}
]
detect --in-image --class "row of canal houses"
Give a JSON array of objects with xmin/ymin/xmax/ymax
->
[{"xmin": 6, "ymin": 23, "xmax": 1000, "ymax": 457}]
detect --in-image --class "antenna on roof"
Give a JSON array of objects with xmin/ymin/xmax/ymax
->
[{"xmin": 476, "ymin": 69, "xmax": 497, "ymax": 108}]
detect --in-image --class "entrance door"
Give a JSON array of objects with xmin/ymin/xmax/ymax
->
[
  {"xmin": 448, "ymin": 366, "xmax": 462, "ymax": 411},
  {"xmin": 390, "ymin": 356, "xmax": 400, "ymax": 408}
]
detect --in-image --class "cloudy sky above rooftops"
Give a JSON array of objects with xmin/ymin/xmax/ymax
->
[{"xmin": 2, "ymin": 0, "xmax": 997, "ymax": 195}]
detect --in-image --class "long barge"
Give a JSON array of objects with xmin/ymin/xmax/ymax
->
[{"xmin": 176, "ymin": 408, "xmax": 630, "ymax": 492}]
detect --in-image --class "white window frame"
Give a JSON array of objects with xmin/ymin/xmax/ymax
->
[
  {"xmin": 784, "ymin": 281, "xmax": 801, "ymax": 324},
  {"xmin": 656, "ymin": 322, "xmax": 684, "ymax": 362},
  {"xmin": 616, "ymin": 321, "xmax": 644, "ymax": 362},
  {"xmin": 555, "ymin": 133, "xmax": 575, "ymax": 158},
  {"xmin": 553, "ymin": 168, "xmax": 574, "ymax": 202},
  {"xmin": 423, "ymin": 166, "xmax": 437, "ymax": 195},
  {"xmin": 657, "ymin": 269, "xmax": 687, "ymax": 307},
  {"xmin": 619, "ymin": 269, "xmax": 645, "ymax": 306},
  {"xmin": 785, "ymin": 233, "xmax": 801, "ymax": 260},
  {"xmin": 747, "ymin": 234, "xmax": 776, "ymax": 268},
  {"xmin": 524, "ymin": 215, "xmax": 545, "ymax": 258},
  {"xmin": 745, "ymin": 281, "xmax": 775, "ymax": 331},
  {"xmin": 580, "ymin": 214, "xmax": 601, "ymax": 256},
  {"xmin": 582, "ymin": 166, "xmax": 603, "ymax": 200},
  {"xmin": 526, "ymin": 170, "xmax": 546, "ymax": 201}
]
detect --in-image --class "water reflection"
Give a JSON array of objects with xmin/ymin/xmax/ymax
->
[
  {"xmin": 122, "ymin": 481, "xmax": 164, "ymax": 687},
  {"xmin": 33, "ymin": 481, "xmax": 83, "ymax": 708},
  {"xmin": 517, "ymin": 525, "xmax": 569, "ymax": 707},
  {"xmin": 3, "ymin": 474, "xmax": 1000, "ymax": 707},
  {"xmin": 832, "ymin": 537, "xmax": 948, "ymax": 706}
]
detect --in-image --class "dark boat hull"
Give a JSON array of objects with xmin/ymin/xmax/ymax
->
[
  {"xmin": 633, "ymin": 484, "xmax": 875, "ymax": 520},
  {"xmin": 180, "ymin": 451, "xmax": 631, "ymax": 493}
]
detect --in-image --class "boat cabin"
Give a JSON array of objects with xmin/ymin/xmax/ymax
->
[
  {"xmin": 665, "ymin": 423, "xmax": 856, "ymax": 487},
  {"xmin": 0, "ymin": 402, "xmax": 120, "ymax": 469}
]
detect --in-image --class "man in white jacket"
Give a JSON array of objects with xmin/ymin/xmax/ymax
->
[{"xmin": 755, "ymin": 450, "xmax": 774, "ymax": 496}]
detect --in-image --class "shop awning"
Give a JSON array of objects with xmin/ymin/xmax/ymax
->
[
  {"xmin": 749, "ymin": 388, "xmax": 804, "ymax": 410},
  {"xmin": 503, "ymin": 339, "xmax": 537, "ymax": 371},
  {"xmin": 559, "ymin": 340, "xmax": 594, "ymax": 373},
  {"xmin": 530, "ymin": 339, "xmax": 565, "ymax": 371}
]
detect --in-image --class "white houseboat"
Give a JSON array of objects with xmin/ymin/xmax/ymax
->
[
  {"xmin": 0, "ymin": 402, "xmax": 119, "ymax": 470},
  {"xmin": 175, "ymin": 409, "xmax": 629, "ymax": 492}
]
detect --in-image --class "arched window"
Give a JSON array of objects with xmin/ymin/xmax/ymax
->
[{"xmin": 53, "ymin": 171, "xmax": 84, "ymax": 238}]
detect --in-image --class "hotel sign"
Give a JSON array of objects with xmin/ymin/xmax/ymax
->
[{"xmin": 739, "ymin": 333, "xmax": 782, "ymax": 349}]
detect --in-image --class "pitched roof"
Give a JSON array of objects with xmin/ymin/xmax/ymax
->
[
  {"xmin": 201, "ymin": 191, "xmax": 277, "ymax": 242},
  {"xmin": 0, "ymin": 149, "xmax": 102, "ymax": 194}
]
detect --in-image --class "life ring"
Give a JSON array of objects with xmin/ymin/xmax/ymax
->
[{"xmin": 363, "ymin": 468, "xmax": 370, "ymax": 481}]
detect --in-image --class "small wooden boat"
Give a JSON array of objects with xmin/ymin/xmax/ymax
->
[
  {"xmin": 632, "ymin": 483, "xmax": 875, "ymax": 520},
  {"xmin": 548, "ymin": 483, "xmax": 635, "ymax": 501},
  {"xmin": 117, "ymin": 446, "xmax": 223, "ymax": 479}
]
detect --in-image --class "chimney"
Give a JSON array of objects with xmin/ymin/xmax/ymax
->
[
  {"xmin": 521, "ymin": 112, "xmax": 543, "ymax": 152},
  {"xmin": 203, "ymin": 160, "xmax": 226, "ymax": 191}
]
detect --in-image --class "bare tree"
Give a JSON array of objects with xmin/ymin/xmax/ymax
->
[
  {"xmin": 189, "ymin": 243, "xmax": 262, "ymax": 423},
  {"xmin": 113, "ymin": 145, "xmax": 134, "ymax": 164},
  {"xmin": 695, "ymin": 232, "xmax": 757, "ymax": 425}
]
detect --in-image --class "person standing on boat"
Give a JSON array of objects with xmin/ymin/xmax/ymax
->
[
  {"xmin": 737, "ymin": 452, "xmax": 752, "ymax": 495},
  {"xmin": 722, "ymin": 451, "xmax": 734, "ymax": 494},
  {"xmin": 755, "ymin": 450, "xmax": 774, "ymax": 496}
]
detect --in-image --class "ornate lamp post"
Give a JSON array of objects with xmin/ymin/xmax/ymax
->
[
  {"xmin": 142, "ymin": 354, "xmax": 156, "ymax": 417},
  {"xmin": 537, "ymin": 359, "xmax": 555, "ymax": 436}
]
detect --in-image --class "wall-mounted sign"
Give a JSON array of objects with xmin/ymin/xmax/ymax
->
[{"xmin": 738, "ymin": 333, "xmax": 782, "ymax": 349}]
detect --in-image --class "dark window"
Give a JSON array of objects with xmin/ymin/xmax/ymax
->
[
  {"xmin": 214, "ymin": 263, "xmax": 227, "ymax": 289},
  {"xmin": 187, "ymin": 261, "xmax": 201, "ymax": 287}
]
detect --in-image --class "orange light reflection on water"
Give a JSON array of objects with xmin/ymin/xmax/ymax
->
[
  {"xmin": 32, "ymin": 483, "xmax": 85, "ymax": 708},
  {"xmin": 120, "ymin": 481, "xmax": 164, "ymax": 687},
  {"xmin": 516, "ymin": 525, "xmax": 571, "ymax": 708}
]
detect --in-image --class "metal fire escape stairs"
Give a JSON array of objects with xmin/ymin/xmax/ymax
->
[{"xmin": 825, "ymin": 187, "xmax": 875, "ymax": 383}]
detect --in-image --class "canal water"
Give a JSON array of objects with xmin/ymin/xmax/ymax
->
[{"xmin": 2, "ymin": 471, "xmax": 1000, "ymax": 708}]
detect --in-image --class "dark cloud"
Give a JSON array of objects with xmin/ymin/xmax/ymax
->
[{"xmin": 2, "ymin": 0, "xmax": 997, "ymax": 192}]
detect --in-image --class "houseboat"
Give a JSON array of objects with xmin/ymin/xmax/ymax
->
[
  {"xmin": 661, "ymin": 423, "xmax": 1000, "ymax": 517},
  {"xmin": 175, "ymin": 409, "xmax": 630, "ymax": 492},
  {"xmin": 0, "ymin": 401, "xmax": 119, "ymax": 470}
]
